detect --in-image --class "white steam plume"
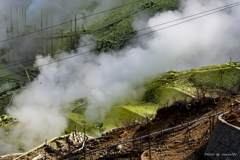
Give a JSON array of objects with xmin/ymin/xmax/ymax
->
[
  {"xmin": 0, "ymin": 129, "xmax": 19, "ymax": 155},
  {"xmin": 4, "ymin": 0, "xmax": 240, "ymax": 152},
  {"xmin": 26, "ymin": 0, "xmax": 126, "ymax": 27},
  {"xmin": 0, "ymin": 140, "xmax": 19, "ymax": 156},
  {"xmin": 0, "ymin": 0, "xmax": 125, "ymax": 69},
  {"xmin": 0, "ymin": 0, "xmax": 131, "ymax": 153}
]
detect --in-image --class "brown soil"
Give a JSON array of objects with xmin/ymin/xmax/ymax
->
[
  {"xmin": 1, "ymin": 94, "xmax": 240, "ymax": 160},
  {"xmin": 222, "ymin": 100, "xmax": 240, "ymax": 127}
]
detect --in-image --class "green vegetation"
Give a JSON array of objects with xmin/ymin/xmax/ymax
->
[
  {"xmin": 64, "ymin": 63, "xmax": 240, "ymax": 136},
  {"xmin": 2, "ymin": 0, "xmax": 240, "ymax": 141},
  {"xmin": 140, "ymin": 0, "xmax": 179, "ymax": 11},
  {"xmin": 0, "ymin": 67, "xmax": 39, "ymax": 115},
  {"xmin": 144, "ymin": 64, "xmax": 240, "ymax": 106},
  {"xmin": 87, "ymin": 0, "xmax": 180, "ymax": 53},
  {"xmin": 55, "ymin": 0, "xmax": 181, "ymax": 53},
  {"xmin": 66, "ymin": 105, "xmax": 146, "ymax": 137}
]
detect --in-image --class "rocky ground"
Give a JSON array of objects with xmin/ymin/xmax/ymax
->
[{"xmin": 1, "ymin": 93, "xmax": 239, "ymax": 160}]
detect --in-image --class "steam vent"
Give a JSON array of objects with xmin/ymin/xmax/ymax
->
[{"xmin": 1, "ymin": 0, "xmax": 240, "ymax": 159}]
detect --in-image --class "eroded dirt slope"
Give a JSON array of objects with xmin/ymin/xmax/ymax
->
[{"xmin": 1, "ymin": 94, "xmax": 239, "ymax": 160}]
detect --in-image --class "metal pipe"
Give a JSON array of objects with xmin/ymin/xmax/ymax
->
[
  {"xmin": 11, "ymin": 6, "xmax": 12, "ymax": 33},
  {"xmin": 70, "ymin": 19, "xmax": 72, "ymax": 50},
  {"xmin": 16, "ymin": 7, "xmax": 18, "ymax": 35},
  {"xmin": 61, "ymin": 29, "xmax": 63, "ymax": 42},
  {"xmin": 25, "ymin": 10, "xmax": 26, "ymax": 32},
  {"xmin": 147, "ymin": 117, "xmax": 151, "ymax": 160},
  {"xmin": 84, "ymin": 125, "xmax": 86, "ymax": 160},
  {"xmin": 75, "ymin": 14, "xmax": 77, "ymax": 49},
  {"xmin": 79, "ymin": 125, "xmax": 86, "ymax": 133},
  {"xmin": 16, "ymin": 7, "xmax": 19, "ymax": 59},
  {"xmin": 45, "ymin": 139, "xmax": 47, "ymax": 159},
  {"xmin": 41, "ymin": 9, "xmax": 43, "ymax": 55},
  {"xmin": 46, "ymin": 13, "xmax": 48, "ymax": 55},
  {"xmin": 51, "ymin": 14, "xmax": 53, "ymax": 54},
  {"xmin": 22, "ymin": 4, "xmax": 23, "ymax": 19},
  {"xmin": 5, "ymin": 4, "xmax": 8, "ymax": 37},
  {"xmin": 85, "ymin": 135, "xmax": 107, "ymax": 142}
]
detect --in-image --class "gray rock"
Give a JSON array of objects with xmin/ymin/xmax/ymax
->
[{"xmin": 119, "ymin": 134, "xmax": 123, "ymax": 138}]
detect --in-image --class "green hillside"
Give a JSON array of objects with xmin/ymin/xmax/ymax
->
[
  {"xmin": 1, "ymin": 1, "xmax": 240, "ymax": 154},
  {"xmin": 65, "ymin": 63, "xmax": 240, "ymax": 136}
]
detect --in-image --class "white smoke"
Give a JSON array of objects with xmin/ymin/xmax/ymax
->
[
  {"xmin": 0, "ymin": 0, "xmax": 125, "ymax": 68},
  {"xmin": 0, "ymin": 140, "xmax": 19, "ymax": 156},
  {"xmin": 3, "ymin": 0, "xmax": 240, "ymax": 153},
  {"xmin": 145, "ymin": 0, "xmax": 240, "ymax": 70},
  {"xmin": 0, "ymin": 0, "xmax": 133, "ymax": 153},
  {"xmin": 0, "ymin": 128, "xmax": 19, "ymax": 155},
  {"xmin": 26, "ymin": 0, "xmax": 127, "ymax": 28}
]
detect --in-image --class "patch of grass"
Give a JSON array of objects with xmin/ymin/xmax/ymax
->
[
  {"xmin": 143, "ymin": 65, "xmax": 240, "ymax": 107},
  {"xmin": 85, "ymin": 0, "xmax": 181, "ymax": 53}
]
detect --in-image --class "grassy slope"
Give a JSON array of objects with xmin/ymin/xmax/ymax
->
[
  {"xmin": 66, "ymin": 105, "xmax": 146, "ymax": 137},
  {"xmin": 144, "ymin": 63, "xmax": 240, "ymax": 105},
  {"xmin": 3, "ymin": 0, "xmax": 240, "ymax": 154},
  {"xmin": 57, "ymin": 0, "xmax": 180, "ymax": 52},
  {"xmin": 65, "ymin": 1, "xmax": 239, "ymax": 135},
  {"xmin": 66, "ymin": 64, "xmax": 240, "ymax": 136},
  {"xmin": 63, "ymin": 0, "xmax": 183, "ymax": 135},
  {"xmin": 3, "ymin": 0, "xmax": 240, "ymax": 141}
]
